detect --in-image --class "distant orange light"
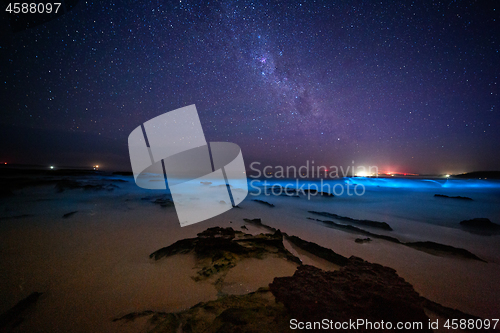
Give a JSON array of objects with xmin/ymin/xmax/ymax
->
[{"xmin": 4, "ymin": 162, "xmax": 6, "ymax": 165}]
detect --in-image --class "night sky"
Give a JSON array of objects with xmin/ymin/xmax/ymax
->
[{"xmin": 1, "ymin": 0, "xmax": 498, "ymax": 174}]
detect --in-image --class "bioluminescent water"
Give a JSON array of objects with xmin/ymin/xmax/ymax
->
[
  {"xmin": 346, "ymin": 177, "xmax": 500, "ymax": 189},
  {"xmin": 248, "ymin": 177, "xmax": 500, "ymax": 190},
  {"xmin": 245, "ymin": 177, "xmax": 500, "ymax": 231}
]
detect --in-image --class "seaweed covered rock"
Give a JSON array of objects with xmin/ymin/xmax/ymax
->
[
  {"xmin": 115, "ymin": 289, "xmax": 292, "ymax": 333},
  {"xmin": 125, "ymin": 234, "xmax": 482, "ymax": 333},
  {"xmin": 195, "ymin": 227, "xmax": 243, "ymax": 255},
  {"xmin": 149, "ymin": 227, "xmax": 301, "ymax": 283}
]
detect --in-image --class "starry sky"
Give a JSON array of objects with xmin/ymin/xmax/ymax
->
[{"xmin": 1, "ymin": 0, "xmax": 498, "ymax": 174}]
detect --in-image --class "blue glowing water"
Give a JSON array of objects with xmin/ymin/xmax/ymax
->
[{"xmin": 245, "ymin": 177, "xmax": 500, "ymax": 230}]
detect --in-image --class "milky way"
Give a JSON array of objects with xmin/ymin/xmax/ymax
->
[{"xmin": 1, "ymin": 1, "xmax": 498, "ymax": 173}]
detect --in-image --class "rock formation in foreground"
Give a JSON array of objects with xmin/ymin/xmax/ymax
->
[
  {"xmin": 270, "ymin": 258, "xmax": 432, "ymax": 332},
  {"xmin": 150, "ymin": 227, "xmax": 300, "ymax": 289},
  {"xmin": 114, "ymin": 226, "xmax": 482, "ymax": 332}
]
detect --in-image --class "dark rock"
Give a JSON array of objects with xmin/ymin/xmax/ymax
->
[
  {"xmin": 198, "ymin": 227, "xmax": 236, "ymax": 239},
  {"xmin": 0, "ymin": 292, "xmax": 43, "ymax": 330},
  {"xmin": 243, "ymin": 218, "xmax": 277, "ymax": 232},
  {"xmin": 308, "ymin": 218, "xmax": 485, "ymax": 261},
  {"xmin": 149, "ymin": 227, "xmax": 301, "ymax": 282},
  {"xmin": 153, "ymin": 198, "xmax": 174, "ymax": 207},
  {"xmin": 243, "ymin": 218, "xmax": 263, "ymax": 225},
  {"xmin": 113, "ymin": 310, "xmax": 155, "ymax": 322},
  {"xmin": 62, "ymin": 211, "xmax": 78, "ymax": 218},
  {"xmin": 106, "ymin": 178, "xmax": 128, "ymax": 183},
  {"xmin": 149, "ymin": 238, "xmax": 197, "ymax": 260},
  {"xmin": 124, "ymin": 235, "xmax": 484, "ymax": 333},
  {"xmin": 113, "ymin": 310, "xmax": 175, "ymax": 329},
  {"xmin": 460, "ymin": 218, "xmax": 500, "ymax": 229},
  {"xmin": 308, "ymin": 218, "xmax": 401, "ymax": 243},
  {"xmin": 196, "ymin": 227, "xmax": 239, "ymax": 255},
  {"xmin": 404, "ymin": 242, "xmax": 486, "ymax": 262},
  {"xmin": 269, "ymin": 259, "xmax": 433, "ymax": 332},
  {"xmin": 309, "ymin": 211, "xmax": 393, "ymax": 230},
  {"xmin": 0, "ymin": 214, "xmax": 33, "ymax": 221},
  {"xmin": 435, "ymin": 194, "xmax": 473, "ymax": 200},
  {"xmin": 117, "ymin": 281, "xmax": 481, "ymax": 333},
  {"xmin": 121, "ymin": 289, "xmax": 290, "ymax": 333},
  {"xmin": 234, "ymin": 229, "xmax": 302, "ymax": 265},
  {"xmin": 252, "ymin": 199, "xmax": 275, "ymax": 207},
  {"xmin": 241, "ymin": 225, "xmax": 248, "ymax": 230},
  {"xmin": 285, "ymin": 235, "xmax": 349, "ymax": 266},
  {"xmin": 421, "ymin": 298, "xmax": 481, "ymax": 321},
  {"xmin": 355, "ymin": 237, "xmax": 372, "ymax": 243}
]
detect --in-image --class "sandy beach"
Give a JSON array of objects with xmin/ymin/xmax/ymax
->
[{"xmin": 1, "ymin": 171, "xmax": 500, "ymax": 332}]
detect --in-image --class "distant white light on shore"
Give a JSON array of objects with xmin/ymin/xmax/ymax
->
[
  {"xmin": 445, "ymin": 174, "xmax": 450, "ymax": 178},
  {"xmin": 50, "ymin": 166, "xmax": 54, "ymax": 169}
]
